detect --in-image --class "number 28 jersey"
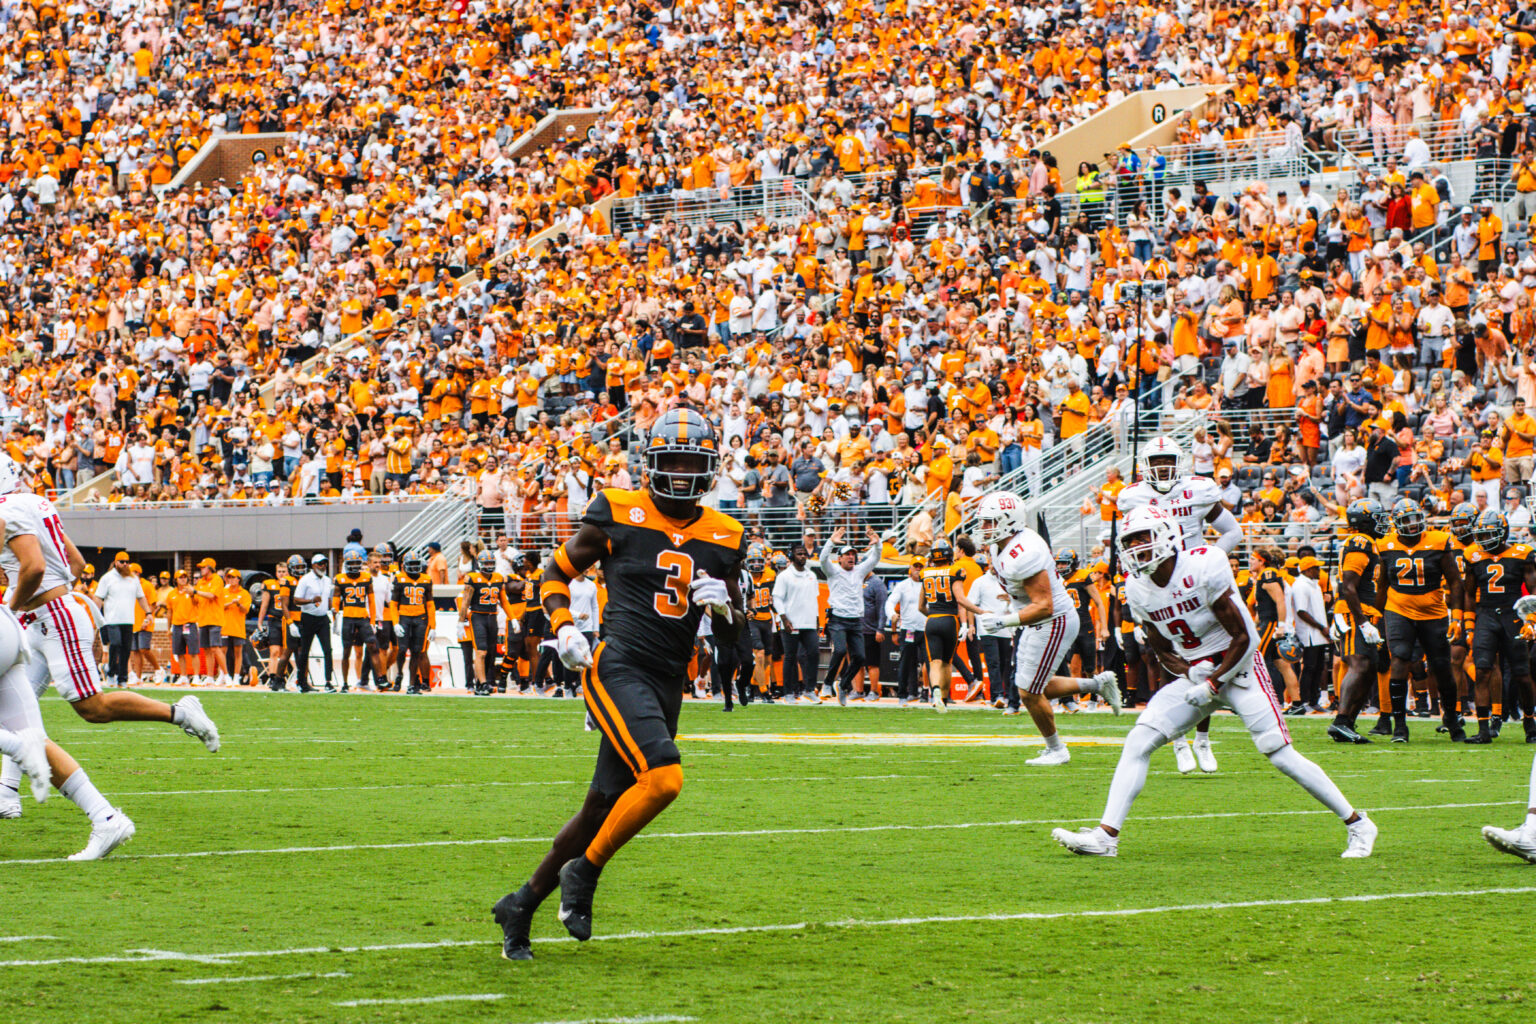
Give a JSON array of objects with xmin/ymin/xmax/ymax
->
[
  {"xmin": 1125, "ymin": 546, "xmax": 1253, "ymax": 661},
  {"xmin": 581, "ymin": 488, "xmax": 748, "ymax": 677}
]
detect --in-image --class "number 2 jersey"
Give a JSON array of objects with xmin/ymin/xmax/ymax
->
[
  {"xmin": 1116, "ymin": 477, "xmax": 1223, "ymax": 550},
  {"xmin": 580, "ymin": 488, "xmax": 748, "ymax": 678},
  {"xmin": 1125, "ymin": 545, "xmax": 1254, "ymax": 661},
  {"xmin": 1462, "ymin": 542, "xmax": 1535, "ymax": 610},
  {"xmin": 991, "ymin": 528, "xmax": 1072, "ymax": 620},
  {"xmin": 0, "ymin": 492, "xmax": 74, "ymax": 592},
  {"xmin": 1376, "ymin": 530, "xmax": 1454, "ymax": 621}
]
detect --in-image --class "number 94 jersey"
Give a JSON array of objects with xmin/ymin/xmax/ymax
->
[
  {"xmin": 1125, "ymin": 546, "xmax": 1253, "ymax": 661},
  {"xmin": 581, "ymin": 488, "xmax": 748, "ymax": 677}
]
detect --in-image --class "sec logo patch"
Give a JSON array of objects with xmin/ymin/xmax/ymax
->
[{"xmin": 628, "ymin": 506, "xmax": 646, "ymax": 525}]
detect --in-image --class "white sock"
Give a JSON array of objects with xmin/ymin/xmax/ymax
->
[
  {"xmin": 0, "ymin": 754, "xmax": 20, "ymax": 792},
  {"xmin": 1194, "ymin": 729, "xmax": 1210, "ymax": 743},
  {"xmin": 58, "ymin": 769, "xmax": 114, "ymax": 824},
  {"xmin": 1525, "ymin": 753, "xmax": 1536, "ymax": 833},
  {"xmin": 1077, "ymin": 677, "xmax": 1098, "ymax": 695},
  {"xmin": 1171, "ymin": 735, "xmax": 1190, "ymax": 751},
  {"xmin": 1268, "ymin": 745, "xmax": 1353, "ymax": 820},
  {"xmin": 1043, "ymin": 732, "xmax": 1064, "ymax": 752},
  {"xmin": 0, "ymin": 731, "xmax": 18, "ymax": 761},
  {"xmin": 1103, "ymin": 727, "xmax": 1163, "ymax": 830}
]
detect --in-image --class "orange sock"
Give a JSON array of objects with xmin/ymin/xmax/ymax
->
[
  {"xmin": 1494, "ymin": 701, "xmax": 1504, "ymax": 718},
  {"xmin": 585, "ymin": 764, "xmax": 684, "ymax": 867},
  {"xmin": 1377, "ymin": 672, "xmax": 1392, "ymax": 712}
]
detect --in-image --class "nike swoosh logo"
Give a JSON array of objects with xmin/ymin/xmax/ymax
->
[{"xmin": 712, "ymin": 533, "xmax": 732, "ymax": 540}]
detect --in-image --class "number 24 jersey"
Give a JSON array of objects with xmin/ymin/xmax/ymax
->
[{"xmin": 581, "ymin": 488, "xmax": 747, "ymax": 677}]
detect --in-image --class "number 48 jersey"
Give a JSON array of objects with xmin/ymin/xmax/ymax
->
[
  {"xmin": 581, "ymin": 488, "xmax": 748, "ymax": 677},
  {"xmin": 1125, "ymin": 546, "xmax": 1254, "ymax": 661}
]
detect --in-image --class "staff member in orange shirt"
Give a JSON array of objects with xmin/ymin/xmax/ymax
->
[{"xmin": 222, "ymin": 568, "xmax": 252, "ymax": 686}]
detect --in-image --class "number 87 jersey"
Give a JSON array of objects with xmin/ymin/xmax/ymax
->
[
  {"xmin": 1125, "ymin": 546, "xmax": 1255, "ymax": 660},
  {"xmin": 578, "ymin": 488, "xmax": 749, "ymax": 678}
]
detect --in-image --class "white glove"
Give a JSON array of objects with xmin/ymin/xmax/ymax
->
[
  {"xmin": 688, "ymin": 573, "xmax": 731, "ymax": 615},
  {"xmin": 976, "ymin": 612, "xmax": 1013, "ymax": 634},
  {"xmin": 508, "ymin": 618, "xmax": 522, "ymax": 635},
  {"xmin": 1359, "ymin": 621, "xmax": 1381, "ymax": 645},
  {"xmin": 1133, "ymin": 625, "xmax": 1147, "ymax": 645},
  {"xmin": 1183, "ymin": 661, "xmax": 1218, "ymax": 708},
  {"xmin": 544, "ymin": 623, "xmax": 593, "ymax": 671},
  {"xmin": 1330, "ymin": 612, "xmax": 1350, "ymax": 643}
]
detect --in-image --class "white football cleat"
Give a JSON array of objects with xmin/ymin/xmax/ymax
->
[
  {"xmin": 1482, "ymin": 824, "xmax": 1536, "ymax": 864},
  {"xmin": 1172, "ymin": 737, "xmax": 1197, "ymax": 774},
  {"xmin": 1052, "ymin": 825, "xmax": 1118, "ymax": 857},
  {"xmin": 0, "ymin": 787, "xmax": 20, "ymax": 819},
  {"xmin": 14, "ymin": 729, "xmax": 51, "ymax": 803},
  {"xmin": 1026, "ymin": 746, "xmax": 1071, "ymax": 766},
  {"xmin": 68, "ymin": 810, "xmax": 135, "ymax": 861},
  {"xmin": 1341, "ymin": 814, "xmax": 1378, "ymax": 859},
  {"xmin": 1192, "ymin": 736, "xmax": 1218, "ymax": 773},
  {"xmin": 931, "ymin": 687, "xmax": 947, "ymax": 713},
  {"xmin": 1093, "ymin": 672, "xmax": 1122, "ymax": 715},
  {"xmin": 173, "ymin": 695, "xmax": 220, "ymax": 753}
]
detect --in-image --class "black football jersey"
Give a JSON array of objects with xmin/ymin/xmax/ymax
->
[
  {"xmin": 583, "ymin": 488, "xmax": 747, "ymax": 676},
  {"xmin": 1065, "ymin": 570, "xmax": 1095, "ymax": 628},
  {"xmin": 1463, "ymin": 542, "xmax": 1535, "ymax": 611},
  {"xmin": 392, "ymin": 574, "xmax": 432, "ymax": 618},
  {"xmin": 1337, "ymin": 532, "xmax": 1378, "ymax": 607},
  {"xmin": 921, "ymin": 565, "xmax": 964, "ymax": 615}
]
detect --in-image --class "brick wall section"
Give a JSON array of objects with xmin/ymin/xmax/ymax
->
[
  {"xmin": 505, "ymin": 108, "xmax": 607, "ymax": 161},
  {"xmin": 178, "ymin": 134, "xmax": 295, "ymax": 190}
]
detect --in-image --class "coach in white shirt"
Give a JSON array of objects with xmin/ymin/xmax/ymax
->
[
  {"xmin": 772, "ymin": 544, "xmax": 822, "ymax": 704},
  {"xmin": 1291, "ymin": 557, "xmax": 1331, "ymax": 711},
  {"xmin": 819, "ymin": 527, "xmax": 882, "ymax": 703},
  {"xmin": 95, "ymin": 552, "xmax": 149, "ymax": 687},
  {"xmin": 969, "ymin": 564, "xmax": 1021, "ymax": 712},
  {"xmin": 292, "ymin": 554, "xmax": 335, "ymax": 691}
]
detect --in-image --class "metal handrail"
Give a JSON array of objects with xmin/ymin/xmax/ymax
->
[{"xmin": 63, "ymin": 491, "xmax": 445, "ymax": 511}]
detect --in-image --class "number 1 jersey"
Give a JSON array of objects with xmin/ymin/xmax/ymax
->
[{"xmin": 581, "ymin": 488, "xmax": 748, "ymax": 677}]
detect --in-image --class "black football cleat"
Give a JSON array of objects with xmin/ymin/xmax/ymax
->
[
  {"xmin": 492, "ymin": 889, "xmax": 536, "ymax": 961},
  {"xmin": 1463, "ymin": 732, "xmax": 1493, "ymax": 745},
  {"xmin": 1525, "ymin": 718, "xmax": 1536, "ymax": 743},
  {"xmin": 556, "ymin": 858, "xmax": 598, "ymax": 942},
  {"xmin": 1444, "ymin": 716, "xmax": 1466, "ymax": 742},
  {"xmin": 1328, "ymin": 722, "xmax": 1372, "ymax": 744},
  {"xmin": 1490, "ymin": 717, "xmax": 1504, "ymax": 738},
  {"xmin": 1392, "ymin": 725, "xmax": 1410, "ymax": 743},
  {"xmin": 1368, "ymin": 718, "xmax": 1393, "ymax": 736}
]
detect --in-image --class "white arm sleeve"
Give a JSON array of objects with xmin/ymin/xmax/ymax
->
[{"xmin": 1210, "ymin": 508, "xmax": 1243, "ymax": 553}]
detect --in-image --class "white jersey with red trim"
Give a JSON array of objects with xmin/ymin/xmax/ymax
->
[
  {"xmin": 992, "ymin": 528, "xmax": 1072, "ymax": 620},
  {"xmin": 0, "ymin": 492, "xmax": 76, "ymax": 594},
  {"xmin": 1117, "ymin": 477, "xmax": 1223, "ymax": 550},
  {"xmin": 1125, "ymin": 546, "xmax": 1252, "ymax": 662}
]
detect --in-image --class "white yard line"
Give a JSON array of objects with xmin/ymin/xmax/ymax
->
[
  {"xmin": 333, "ymin": 993, "xmax": 506, "ymax": 1007},
  {"xmin": 499, "ymin": 1017, "xmax": 694, "ymax": 1024},
  {"xmin": 0, "ymin": 799, "xmax": 1520, "ymax": 868},
  {"xmin": 0, "ymin": 936, "xmax": 55, "ymax": 943},
  {"xmin": 3, "ymin": 887, "xmax": 1530, "ymax": 969},
  {"xmin": 175, "ymin": 971, "xmax": 350, "ymax": 985},
  {"xmin": 110, "ymin": 774, "xmax": 908, "ymax": 797}
]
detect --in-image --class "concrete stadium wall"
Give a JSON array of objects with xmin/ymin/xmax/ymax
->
[
  {"xmin": 60, "ymin": 502, "xmax": 433, "ymax": 559},
  {"xmin": 1039, "ymin": 86, "xmax": 1220, "ymax": 175}
]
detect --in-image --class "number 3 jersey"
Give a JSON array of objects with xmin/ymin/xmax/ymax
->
[
  {"xmin": 1116, "ymin": 477, "xmax": 1223, "ymax": 550},
  {"xmin": 1125, "ymin": 545, "xmax": 1253, "ymax": 661},
  {"xmin": 580, "ymin": 488, "xmax": 748, "ymax": 677}
]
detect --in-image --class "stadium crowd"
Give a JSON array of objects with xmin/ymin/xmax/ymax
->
[{"xmin": 4, "ymin": 0, "xmax": 1536, "ymax": 571}]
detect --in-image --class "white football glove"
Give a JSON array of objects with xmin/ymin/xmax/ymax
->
[
  {"xmin": 508, "ymin": 618, "xmax": 522, "ymax": 635},
  {"xmin": 1183, "ymin": 661, "xmax": 1217, "ymax": 708},
  {"xmin": 1330, "ymin": 612, "xmax": 1350, "ymax": 643},
  {"xmin": 688, "ymin": 573, "xmax": 731, "ymax": 615},
  {"xmin": 976, "ymin": 612, "xmax": 1013, "ymax": 634},
  {"xmin": 1359, "ymin": 621, "xmax": 1382, "ymax": 646},
  {"xmin": 544, "ymin": 623, "xmax": 593, "ymax": 671},
  {"xmin": 1133, "ymin": 625, "xmax": 1147, "ymax": 645}
]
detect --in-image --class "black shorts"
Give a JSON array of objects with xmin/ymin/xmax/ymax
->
[
  {"xmin": 171, "ymin": 623, "xmax": 198, "ymax": 656},
  {"xmin": 1336, "ymin": 612, "xmax": 1383, "ymax": 660},
  {"xmin": 924, "ymin": 614, "xmax": 958, "ymax": 663},
  {"xmin": 469, "ymin": 613, "xmax": 499, "ymax": 653},
  {"xmin": 864, "ymin": 633, "xmax": 882, "ymax": 667},
  {"xmin": 198, "ymin": 624, "xmax": 222, "ymax": 648},
  {"xmin": 1473, "ymin": 607, "xmax": 1528, "ymax": 673},
  {"xmin": 1385, "ymin": 610, "xmax": 1450, "ymax": 664},
  {"xmin": 135, "ymin": 629, "xmax": 153, "ymax": 650},
  {"xmin": 523, "ymin": 609, "xmax": 548, "ymax": 639},
  {"xmin": 1057, "ymin": 622, "xmax": 1097, "ymax": 674},
  {"xmin": 375, "ymin": 622, "xmax": 396, "ymax": 647},
  {"xmin": 398, "ymin": 616, "xmax": 429, "ymax": 652},
  {"xmin": 1120, "ymin": 630, "xmax": 1139, "ymax": 663},
  {"xmin": 586, "ymin": 643, "xmax": 683, "ymax": 798},
  {"xmin": 1256, "ymin": 620, "xmax": 1279, "ymax": 659},
  {"xmin": 341, "ymin": 618, "xmax": 376, "ymax": 648},
  {"xmin": 751, "ymin": 619, "xmax": 775, "ymax": 652}
]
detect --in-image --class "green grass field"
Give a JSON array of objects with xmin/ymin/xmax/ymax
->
[{"xmin": 4, "ymin": 690, "xmax": 1536, "ymax": 1024}]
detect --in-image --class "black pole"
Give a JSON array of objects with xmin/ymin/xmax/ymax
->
[{"xmin": 1110, "ymin": 282, "xmax": 1146, "ymax": 576}]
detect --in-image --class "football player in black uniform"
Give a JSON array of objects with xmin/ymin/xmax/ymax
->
[
  {"xmin": 1462, "ymin": 510, "xmax": 1536, "ymax": 743},
  {"xmin": 493, "ymin": 408, "xmax": 747, "ymax": 960},
  {"xmin": 1328, "ymin": 498, "xmax": 1390, "ymax": 743},
  {"xmin": 920, "ymin": 538, "xmax": 982, "ymax": 712},
  {"xmin": 389, "ymin": 553, "xmax": 434, "ymax": 694},
  {"xmin": 1375, "ymin": 498, "xmax": 1464, "ymax": 742},
  {"xmin": 1448, "ymin": 501, "xmax": 1479, "ymax": 728},
  {"xmin": 1056, "ymin": 549, "xmax": 1101, "ymax": 680}
]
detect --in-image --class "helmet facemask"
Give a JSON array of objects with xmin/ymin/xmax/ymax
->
[{"xmin": 646, "ymin": 448, "xmax": 719, "ymax": 502}]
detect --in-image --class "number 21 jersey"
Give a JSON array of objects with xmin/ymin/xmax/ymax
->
[
  {"xmin": 1125, "ymin": 546, "xmax": 1253, "ymax": 660},
  {"xmin": 581, "ymin": 488, "xmax": 748, "ymax": 677}
]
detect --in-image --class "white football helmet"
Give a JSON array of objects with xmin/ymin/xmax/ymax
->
[
  {"xmin": 0, "ymin": 455, "xmax": 20, "ymax": 497},
  {"xmin": 1120, "ymin": 506, "xmax": 1180, "ymax": 576},
  {"xmin": 972, "ymin": 491, "xmax": 1030, "ymax": 550},
  {"xmin": 1139, "ymin": 436, "xmax": 1184, "ymax": 493}
]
